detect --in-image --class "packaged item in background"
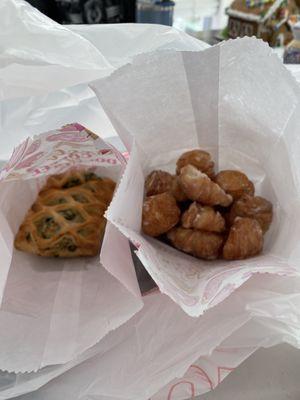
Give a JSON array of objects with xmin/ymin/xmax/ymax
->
[{"xmin": 284, "ymin": 19, "xmax": 300, "ymax": 64}]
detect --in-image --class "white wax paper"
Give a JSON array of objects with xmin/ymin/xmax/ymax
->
[
  {"xmin": 0, "ymin": 123, "xmax": 142, "ymax": 373},
  {"xmin": 91, "ymin": 37, "xmax": 300, "ymax": 316}
]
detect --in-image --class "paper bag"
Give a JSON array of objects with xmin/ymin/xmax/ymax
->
[
  {"xmin": 91, "ymin": 37, "xmax": 300, "ymax": 317},
  {"xmin": 3, "ymin": 274, "xmax": 300, "ymax": 400},
  {"xmin": 0, "ymin": 123, "xmax": 142, "ymax": 373}
]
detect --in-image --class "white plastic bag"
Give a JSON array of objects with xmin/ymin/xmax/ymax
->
[
  {"xmin": 91, "ymin": 37, "xmax": 300, "ymax": 317},
  {"xmin": 1, "ymin": 274, "xmax": 300, "ymax": 400},
  {"xmin": 0, "ymin": 1, "xmax": 209, "ymax": 162},
  {"xmin": 0, "ymin": 0, "xmax": 113, "ymax": 101}
]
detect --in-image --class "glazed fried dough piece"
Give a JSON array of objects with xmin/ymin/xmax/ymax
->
[
  {"xmin": 179, "ymin": 165, "xmax": 232, "ymax": 207},
  {"xmin": 181, "ymin": 202, "xmax": 225, "ymax": 233},
  {"xmin": 223, "ymin": 217, "xmax": 263, "ymax": 260},
  {"xmin": 167, "ymin": 227, "xmax": 223, "ymax": 260},
  {"xmin": 145, "ymin": 170, "xmax": 173, "ymax": 196},
  {"xmin": 214, "ymin": 170, "xmax": 254, "ymax": 200},
  {"xmin": 145, "ymin": 170, "xmax": 187, "ymax": 201},
  {"xmin": 171, "ymin": 176, "xmax": 188, "ymax": 202},
  {"xmin": 229, "ymin": 194, "xmax": 273, "ymax": 233},
  {"xmin": 176, "ymin": 149, "xmax": 215, "ymax": 178},
  {"xmin": 142, "ymin": 192, "xmax": 180, "ymax": 237}
]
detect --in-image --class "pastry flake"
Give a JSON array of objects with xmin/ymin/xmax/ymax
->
[{"xmin": 14, "ymin": 171, "xmax": 115, "ymax": 257}]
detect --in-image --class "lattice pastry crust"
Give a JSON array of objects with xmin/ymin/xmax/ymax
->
[{"xmin": 14, "ymin": 171, "xmax": 116, "ymax": 257}]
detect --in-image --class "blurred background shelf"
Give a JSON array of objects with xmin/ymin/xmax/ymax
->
[
  {"xmin": 25, "ymin": 0, "xmax": 231, "ymax": 41},
  {"xmin": 173, "ymin": 0, "xmax": 231, "ymax": 37}
]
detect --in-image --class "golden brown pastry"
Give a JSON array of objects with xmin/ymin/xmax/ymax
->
[
  {"xmin": 222, "ymin": 217, "xmax": 263, "ymax": 260},
  {"xmin": 176, "ymin": 149, "xmax": 215, "ymax": 177},
  {"xmin": 179, "ymin": 165, "xmax": 233, "ymax": 207},
  {"xmin": 141, "ymin": 148, "xmax": 273, "ymax": 261},
  {"xmin": 145, "ymin": 170, "xmax": 173, "ymax": 196},
  {"xmin": 167, "ymin": 227, "xmax": 223, "ymax": 260},
  {"xmin": 171, "ymin": 176, "xmax": 188, "ymax": 202},
  {"xmin": 142, "ymin": 192, "xmax": 180, "ymax": 237},
  {"xmin": 214, "ymin": 170, "xmax": 254, "ymax": 200},
  {"xmin": 181, "ymin": 202, "xmax": 225, "ymax": 233},
  {"xmin": 45, "ymin": 170, "xmax": 98, "ymax": 189},
  {"xmin": 14, "ymin": 171, "xmax": 115, "ymax": 257},
  {"xmin": 145, "ymin": 170, "xmax": 188, "ymax": 202},
  {"xmin": 229, "ymin": 194, "xmax": 273, "ymax": 233}
]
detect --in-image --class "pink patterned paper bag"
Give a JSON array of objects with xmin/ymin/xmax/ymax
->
[
  {"xmin": 91, "ymin": 37, "xmax": 300, "ymax": 317},
  {"xmin": 0, "ymin": 123, "xmax": 142, "ymax": 373}
]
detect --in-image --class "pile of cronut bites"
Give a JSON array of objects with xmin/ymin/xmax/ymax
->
[{"xmin": 142, "ymin": 149, "xmax": 273, "ymax": 261}]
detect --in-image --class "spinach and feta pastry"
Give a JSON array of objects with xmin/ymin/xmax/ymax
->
[{"xmin": 14, "ymin": 171, "xmax": 115, "ymax": 257}]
